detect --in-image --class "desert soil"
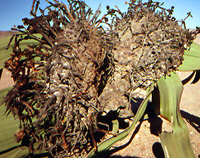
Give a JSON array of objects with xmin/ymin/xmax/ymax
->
[{"xmin": 0, "ymin": 32, "xmax": 199, "ymax": 158}]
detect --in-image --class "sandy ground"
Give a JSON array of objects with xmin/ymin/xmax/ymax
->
[
  {"xmin": 0, "ymin": 33, "xmax": 199, "ymax": 157},
  {"xmin": 0, "ymin": 68, "xmax": 14, "ymax": 90}
]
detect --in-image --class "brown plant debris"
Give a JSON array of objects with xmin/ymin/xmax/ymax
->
[
  {"xmin": 1, "ymin": 0, "xmax": 199, "ymax": 157},
  {"xmin": 112, "ymin": 0, "xmax": 198, "ymax": 90},
  {"xmin": 2, "ymin": 0, "xmax": 114, "ymax": 157}
]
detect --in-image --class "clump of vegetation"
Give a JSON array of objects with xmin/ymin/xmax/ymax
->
[
  {"xmin": 3, "ymin": 0, "xmax": 114, "ymax": 157},
  {"xmin": 1, "ymin": 0, "xmax": 199, "ymax": 157},
  {"xmin": 113, "ymin": 1, "xmax": 192, "ymax": 89}
]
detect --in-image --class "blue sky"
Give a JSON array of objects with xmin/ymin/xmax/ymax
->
[{"xmin": 0, "ymin": 0, "xmax": 199, "ymax": 31}]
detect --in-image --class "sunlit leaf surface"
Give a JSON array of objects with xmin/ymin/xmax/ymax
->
[
  {"xmin": 157, "ymin": 73, "xmax": 195, "ymax": 158},
  {"xmin": 179, "ymin": 42, "xmax": 200, "ymax": 71}
]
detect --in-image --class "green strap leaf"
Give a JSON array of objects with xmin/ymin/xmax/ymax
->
[
  {"xmin": 157, "ymin": 73, "xmax": 183, "ymax": 121},
  {"xmin": 179, "ymin": 42, "xmax": 200, "ymax": 71},
  {"xmin": 0, "ymin": 146, "xmax": 29, "ymax": 158},
  {"xmin": 0, "ymin": 88, "xmax": 19, "ymax": 153},
  {"xmin": 112, "ymin": 120, "xmax": 119, "ymax": 135},
  {"xmin": 87, "ymin": 85, "xmax": 154, "ymax": 158},
  {"xmin": 157, "ymin": 73, "xmax": 195, "ymax": 158},
  {"xmin": 0, "ymin": 88, "xmax": 29, "ymax": 158}
]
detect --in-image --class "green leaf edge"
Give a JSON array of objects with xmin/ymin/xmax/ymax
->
[
  {"xmin": 157, "ymin": 73, "xmax": 195, "ymax": 158},
  {"xmin": 179, "ymin": 42, "xmax": 200, "ymax": 71}
]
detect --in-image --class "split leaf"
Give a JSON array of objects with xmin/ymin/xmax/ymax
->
[{"xmin": 157, "ymin": 73, "xmax": 195, "ymax": 158}]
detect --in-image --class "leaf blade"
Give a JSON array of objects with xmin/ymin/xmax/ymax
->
[
  {"xmin": 157, "ymin": 73, "xmax": 195, "ymax": 158},
  {"xmin": 179, "ymin": 42, "xmax": 200, "ymax": 71}
]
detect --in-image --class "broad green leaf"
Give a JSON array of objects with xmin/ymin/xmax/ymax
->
[
  {"xmin": 157, "ymin": 73, "xmax": 195, "ymax": 158},
  {"xmin": 0, "ymin": 146, "xmax": 29, "ymax": 158},
  {"xmin": 0, "ymin": 36, "xmax": 13, "ymax": 69},
  {"xmin": 0, "ymin": 87, "xmax": 20, "ymax": 152},
  {"xmin": 0, "ymin": 146, "xmax": 48, "ymax": 158},
  {"xmin": 157, "ymin": 73, "xmax": 183, "ymax": 121},
  {"xmin": 87, "ymin": 85, "xmax": 154, "ymax": 158},
  {"xmin": 0, "ymin": 87, "xmax": 29, "ymax": 157},
  {"xmin": 179, "ymin": 42, "xmax": 200, "ymax": 71}
]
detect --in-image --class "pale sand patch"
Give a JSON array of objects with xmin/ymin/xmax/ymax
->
[{"xmin": 0, "ymin": 68, "xmax": 14, "ymax": 90}]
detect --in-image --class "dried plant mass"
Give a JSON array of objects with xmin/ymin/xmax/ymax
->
[
  {"xmin": 1, "ymin": 0, "xmax": 199, "ymax": 157},
  {"xmin": 112, "ymin": 0, "xmax": 197, "ymax": 89},
  {"xmin": 3, "ymin": 0, "xmax": 114, "ymax": 157}
]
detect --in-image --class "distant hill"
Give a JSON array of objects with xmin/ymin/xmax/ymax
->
[{"xmin": 0, "ymin": 31, "xmax": 17, "ymax": 38}]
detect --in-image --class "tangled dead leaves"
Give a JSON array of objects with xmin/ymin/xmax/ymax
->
[{"xmin": 1, "ymin": 0, "xmax": 199, "ymax": 157}]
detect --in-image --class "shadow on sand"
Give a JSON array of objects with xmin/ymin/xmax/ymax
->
[{"xmin": 181, "ymin": 110, "xmax": 200, "ymax": 133}]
